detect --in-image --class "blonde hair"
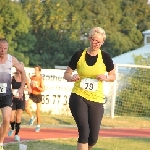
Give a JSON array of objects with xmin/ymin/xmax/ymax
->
[{"xmin": 88, "ymin": 27, "xmax": 106, "ymax": 41}]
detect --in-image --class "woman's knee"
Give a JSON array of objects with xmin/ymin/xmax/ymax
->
[
  {"xmin": 36, "ymin": 108, "xmax": 41, "ymax": 115},
  {"xmin": 16, "ymin": 116, "xmax": 21, "ymax": 123},
  {"xmin": 36, "ymin": 103, "xmax": 41, "ymax": 112},
  {"xmin": 88, "ymin": 136, "xmax": 98, "ymax": 146},
  {"xmin": 25, "ymin": 102, "xmax": 31, "ymax": 111},
  {"xmin": 78, "ymin": 136, "xmax": 89, "ymax": 143},
  {"xmin": 78, "ymin": 128, "xmax": 89, "ymax": 143},
  {"xmin": 26, "ymin": 99, "xmax": 32, "ymax": 107}
]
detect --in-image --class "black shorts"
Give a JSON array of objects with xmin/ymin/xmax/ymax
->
[
  {"xmin": 29, "ymin": 93, "xmax": 42, "ymax": 103},
  {"xmin": 0, "ymin": 94, "xmax": 13, "ymax": 108},
  {"xmin": 12, "ymin": 97, "xmax": 25, "ymax": 111}
]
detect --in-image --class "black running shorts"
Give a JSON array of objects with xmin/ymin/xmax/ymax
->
[
  {"xmin": 29, "ymin": 93, "xmax": 42, "ymax": 103},
  {"xmin": 0, "ymin": 94, "xmax": 13, "ymax": 108},
  {"xmin": 12, "ymin": 96, "xmax": 25, "ymax": 111}
]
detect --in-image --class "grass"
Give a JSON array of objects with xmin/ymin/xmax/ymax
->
[
  {"xmin": 101, "ymin": 116, "xmax": 150, "ymax": 128},
  {"xmin": 0, "ymin": 112, "xmax": 150, "ymax": 128},
  {"xmin": 1, "ymin": 113, "xmax": 150, "ymax": 150},
  {"xmin": 19, "ymin": 113, "xmax": 150, "ymax": 128},
  {"xmin": 4, "ymin": 138, "xmax": 150, "ymax": 150}
]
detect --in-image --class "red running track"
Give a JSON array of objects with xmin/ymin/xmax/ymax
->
[{"xmin": 4, "ymin": 128, "xmax": 150, "ymax": 143}]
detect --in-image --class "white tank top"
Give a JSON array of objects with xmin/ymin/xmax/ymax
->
[{"xmin": 0, "ymin": 54, "xmax": 12, "ymax": 96}]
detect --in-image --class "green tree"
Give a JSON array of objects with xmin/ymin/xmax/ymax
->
[
  {"xmin": 21, "ymin": 0, "xmax": 75, "ymax": 68},
  {"xmin": 20, "ymin": 0, "xmax": 150, "ymax": 67},
  {"xmin": 0, "ymin": 0, "xmax": 36, "ymax": 66},
  {"xmin": 119, "ymin": 0, "xmax": 150, "ymax": 54}
]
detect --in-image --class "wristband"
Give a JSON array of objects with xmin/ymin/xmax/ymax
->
[{"xmin": 106, "ymin": 75, "xmax": 108, "ymax": 80}]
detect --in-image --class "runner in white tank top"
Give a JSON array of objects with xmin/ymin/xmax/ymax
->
[{"xmin": 0, "ymin": 38, "xmax": 26, "ymax": 150}]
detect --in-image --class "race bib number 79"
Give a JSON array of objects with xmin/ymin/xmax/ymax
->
[
  {"xmin": 0, "ymin": 83, "xmax": 7, "ymax": 93},
  {"xmin": 80, "ymin": 78, "xmax": 98, "ymax": 92}
]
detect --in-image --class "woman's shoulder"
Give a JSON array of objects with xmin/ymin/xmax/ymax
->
[
  {"xmin": 101, "ymin": 50, "xmax": 110, "ymax": 56},
  {"xmin": 73, "ymin": 50, "xmax": 84, "ymax": 57},
  {"xmin": 101, "ymin": 50, "xmax": 112, "ymax": 59},
  {"xmin": 71, "ymin": 50, "xmax": 85, "ymax": 61}
]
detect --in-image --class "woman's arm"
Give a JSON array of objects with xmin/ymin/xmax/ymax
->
[
  {"xmin": 64, "ymin": 66, "xmax": 74, "ymax": 82},
  {"xmin": 106, "ymin": 69, "xmax": 116, "ymax": 82}
]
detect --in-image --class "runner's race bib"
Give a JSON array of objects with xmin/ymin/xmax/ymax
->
[
  {"xmin": 80, "ymin": 78, "xmax": 98, "ymax": 92},
  {"xmin": 0, "ymin": 83, "xmax": 7, "ymax": 93},
  {"xmin": 12, "ymin": 89, "xmax": 19, "ymax": 98}
]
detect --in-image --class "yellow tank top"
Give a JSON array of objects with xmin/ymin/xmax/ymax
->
[{"xmin": 72, "ymin": 49, "xmax": 106, "ymax": 103}]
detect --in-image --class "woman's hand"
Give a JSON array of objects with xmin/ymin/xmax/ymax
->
[
  {"xmin": 96, "ymin": 74, "xmax": 107, "ymax": 81},
  {"xmin": 18, "ymin": 87, "xmax": 24, "ymax": 100},
  {"xmin": 71, "ymin": 74, "xmax": 80, "ymax": 82}
]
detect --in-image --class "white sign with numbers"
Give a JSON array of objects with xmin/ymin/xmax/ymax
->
[
  {"xmin": 80, "ymin": 78, "xmax": 98, "ymax": 92},
  {"xmin": 0, "ymin": 83, "xmax": 7, "ymax": 93}
]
